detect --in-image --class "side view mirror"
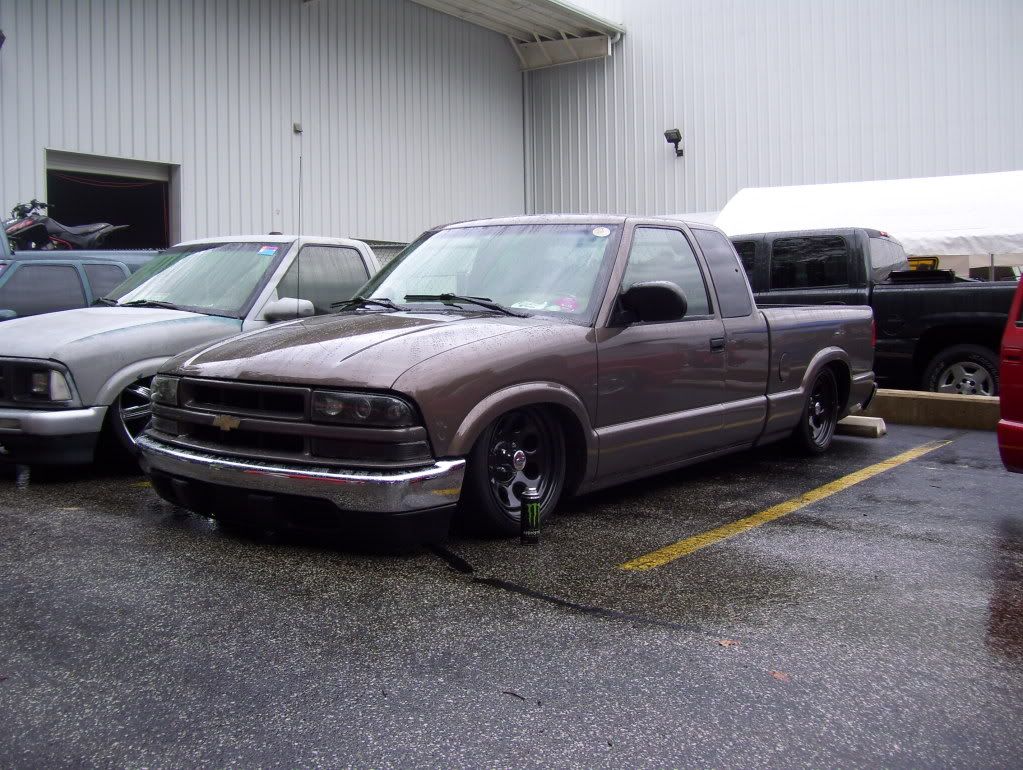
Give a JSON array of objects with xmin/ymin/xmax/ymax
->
[
  {"xmin": 262, "ymin": 297, "xmax": 314, "ymax": 322},
  {"xmin": 619, "ymin": 281, "xmax": 687, "ymax": 323},
  {"xmin": 0, "ymin": 309, "xmax": 18, "ymax": 321}
]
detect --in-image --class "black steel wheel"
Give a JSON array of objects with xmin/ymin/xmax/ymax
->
[
  {"xmin": 461, "ymin": 407, "xmax": 566, "ymax": 536},
  {"xmin": 793, "ymin": 367, "xmax": 839, "ymax": 454}
]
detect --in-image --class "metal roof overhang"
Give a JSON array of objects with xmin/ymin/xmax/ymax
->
[{"xmin": 409, "ymin": 0, "xmax": 624, "ymax": 70}]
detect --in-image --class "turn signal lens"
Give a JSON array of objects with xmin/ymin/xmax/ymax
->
[
  {"xmin": 310, "ymin": 390, "xmax": 417, "ymax": 427},
  {"xmin": 49, "ymin": 371, "xmax": 72, "ymax": 401}
]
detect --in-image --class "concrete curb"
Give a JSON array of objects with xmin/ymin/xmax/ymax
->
[
  {"xmin": 861, "ymin": 389, "xmax": 999, "ymax": 431},
  {"xmin": 837, "ymin": 415, "xmax": 887, "ymax": 438}
]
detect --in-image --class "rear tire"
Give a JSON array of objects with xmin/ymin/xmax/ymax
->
[
  {"xmin": 922, "ymin": 344, "xmax": 999, "ymax": 397},
  {"xmin": 793, "ymin": 367, "xmax": 840, "ymax": 455},
  {"xmin": 458, "ymin": 407, "xmax": 566, "ymax": 536}
]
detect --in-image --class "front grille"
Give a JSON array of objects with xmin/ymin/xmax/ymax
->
[
  {"xmin": 180, "ymin": 379, "xmax": 307, "ymax": 419},
  {"xmin": 154, "ymin": 378, "xmax": 433, "ymax": 469}
]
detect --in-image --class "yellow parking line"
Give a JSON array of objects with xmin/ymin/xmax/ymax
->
[{"xmin": 619, "ymin": 440, "xmax": 952, "ymax": 572}]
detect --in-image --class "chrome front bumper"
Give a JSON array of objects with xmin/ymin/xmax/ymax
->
[{"xmin": 136, "ymin": 434, "xmax": 466, "ymax": 514}]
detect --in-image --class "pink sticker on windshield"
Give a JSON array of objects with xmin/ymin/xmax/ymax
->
[{"xmin": 258, "ymin": 245, "xmax": 278, "ymax": 256}]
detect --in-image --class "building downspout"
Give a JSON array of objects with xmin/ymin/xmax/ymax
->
[{"xmin": 522, "ymin": 69, "xmax": 534, "ymax": 215}]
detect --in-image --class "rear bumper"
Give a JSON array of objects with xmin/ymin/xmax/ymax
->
[
  {"xmin": 849, "ymin": 372, "xmax": 877, "ymax": 413},
  {"xmin": 136, "ymin": 434, "xmax": 466, "ymax": 514},
  {"xmin": 0, "ymin": 406, "xmax": 107, "ymax": 464},
  {"xmin": 998, "ymin": 419, "xmax": 1023, "ymax": 474}
]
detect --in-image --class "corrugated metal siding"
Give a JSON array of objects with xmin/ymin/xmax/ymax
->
[
  {"xmin": 528, "ymin": 0, "xmax": 1023, "ymax": 216},
  {"xmin": 0, "ymin": 0, "xmax": 524, "ymax": 243}
]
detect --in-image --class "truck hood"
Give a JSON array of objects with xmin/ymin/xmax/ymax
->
[
  {"xmin": 0, "ymin": 307, "xmax": 242, "ymax": 363},
  {"xmin": 169, "ymin": 311, "xmax": 557, "ymax": 389}
]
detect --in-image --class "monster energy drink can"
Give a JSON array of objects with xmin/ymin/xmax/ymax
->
[{"xmin": 520, "ymin": 488, "xmax": 542, "ymax": 545}]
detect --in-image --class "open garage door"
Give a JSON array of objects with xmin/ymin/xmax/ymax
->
[{"xmin": 45, "ymin": 151, "xmax": 177, "ymax": 249}]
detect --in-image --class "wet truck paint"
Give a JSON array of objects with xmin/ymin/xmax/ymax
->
[{"xmin": 998, "ymin": 279, "xmax": 1023, "ymax": 473}]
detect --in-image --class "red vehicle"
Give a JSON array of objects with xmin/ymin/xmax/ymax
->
[{"xmin": 998, "ymin": 279, "xmax": 1023, "ymax": 472}]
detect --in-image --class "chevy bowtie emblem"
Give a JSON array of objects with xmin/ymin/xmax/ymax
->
[{"xmin": 212, "ymin": 414, "xmax": 241, "ymax": 432}]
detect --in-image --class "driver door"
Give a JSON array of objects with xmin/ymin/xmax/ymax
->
[{"xmin": 596, "ymin": 226, "xmax": 726, "ymax": 479}]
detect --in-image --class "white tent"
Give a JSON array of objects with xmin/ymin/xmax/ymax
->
[{"xmin": 715, "ymin": 171, "xmax": 1023, "ymax": 277}]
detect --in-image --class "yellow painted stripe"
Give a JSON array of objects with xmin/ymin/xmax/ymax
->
[{"xmin": 619, "ymin": 440, "xmax": 951, "ymax": 572}]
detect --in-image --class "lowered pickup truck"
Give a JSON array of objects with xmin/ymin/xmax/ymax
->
[{"xmin": 139, "ymin": 216, "xmax": 875, "ymax": 540}]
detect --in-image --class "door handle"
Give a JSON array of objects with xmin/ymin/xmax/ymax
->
[{"xmin": 710, "ymin": 337, "xmax": 726, "ymax": 353}]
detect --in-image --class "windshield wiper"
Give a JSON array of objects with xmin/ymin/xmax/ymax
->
[
  {"xmin": 331, "ymin": 296, "xmax": 404, "ymax": 312},
  {"xmin": 119, "ymin": 299, "xmax": 182, "ymax": 310},
  {"xmin": 92, "ymin": 297, "xmax": 118, "ymax": 306},
  {"xmin": 403, "ymin": 294, "xmax": 527, "ymax": 317}
]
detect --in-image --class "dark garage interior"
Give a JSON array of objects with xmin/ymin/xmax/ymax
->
[{"xmin": 46, "ymin": 170, "xmax": 169, "ymax": 249}]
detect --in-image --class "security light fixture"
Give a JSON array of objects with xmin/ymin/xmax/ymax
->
[
  {"xmin": 0, "ymin": 30, "xmax": 6, "ymax": 50},
  {"xmin": 664, "ymin": 128, "xmax": 683, "ymax": 157}
]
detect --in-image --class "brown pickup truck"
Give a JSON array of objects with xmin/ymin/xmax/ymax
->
[{"xmin": 138, "ymin": 216, "xmax": 875, "ymax": 541}]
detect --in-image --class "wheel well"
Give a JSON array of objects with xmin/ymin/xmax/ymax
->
[
  {"xmin": 825, "ymin": 360, "xmax": 851, "ymax": 413},
  {"xmin": 913, "ymin": 325, "xmax": 1002, "ymax": 375},
  {"xmin": 536, "ymin": 403, "xmax": 588, "ymax": 496}
]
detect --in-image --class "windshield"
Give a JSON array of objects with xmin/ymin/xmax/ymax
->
[
  {"xmin": 105, "ymin": 241, "xmax": 292, "ymax": 317},
  {"xmin": 357, "ymin": 224, "xmax": 621, "ymax": 322}
]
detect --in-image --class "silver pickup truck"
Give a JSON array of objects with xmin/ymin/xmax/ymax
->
[
  {"xmin": 138, "ymin": 216, "xmax": 875, "ymax": 541},
  {"xmin": 0, "ymin": 235, "xmax": 378, "ymax": 465}
]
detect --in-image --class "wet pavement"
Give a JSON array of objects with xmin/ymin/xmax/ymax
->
[{"xmin": 1, "ymin": 425, "xmax": 1021, "ymax": 768}]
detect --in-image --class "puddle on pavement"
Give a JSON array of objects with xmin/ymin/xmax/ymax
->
[{"xmin": 987, "ymin": 517, "xmax": 1023, "ymax": 658}]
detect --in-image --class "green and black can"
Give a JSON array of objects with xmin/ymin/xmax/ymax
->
[{"xmin": 520, "ymin": 488, "xmax": 542, "ymax": 545}]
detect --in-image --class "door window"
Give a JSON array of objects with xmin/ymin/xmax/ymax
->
[
  {"xmin": 769, "ymin": 236, "xmax": 849, "ymax": 289},
  {"xmin": 623, "ymin": 228, "xmax": 712, "ymax": 316},
  {"xmin": 84, "ymin": 264, "xmax": 128, "ymax": 296},
  {"xmin": 0, "ymin": 264, "xmax": 86, "ymax": 317},
  {"xmin": 693, "ymin": 229, "xmax": 753, "ymax": 318},
  {"xmin": 276, "ymin": 246, "xmax": 370, "ymax": 315}
]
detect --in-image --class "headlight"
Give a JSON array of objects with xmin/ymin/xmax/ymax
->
[
  {"xmin": 151, "ymin": 375, "xmax": 180, "ymax": 406},
  {"xmin": 311, "ymin": 390, "xmax": 417, "ymax": 427},
  {"xmin": 23, "ymin": 369, "xmax": 73, "ymax": 401}
]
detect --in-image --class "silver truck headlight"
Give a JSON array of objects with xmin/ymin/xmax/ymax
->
[
  {"xmin": 151, "ymin": 375, "xmax": 180, "ymax": 406},
  {"xmin": 311, "ymin": 390, "xmax": 417, "ymax": 427},
  {"xmin": 28, "ymin": 369, "xmax": 73, "ymax": 401}
]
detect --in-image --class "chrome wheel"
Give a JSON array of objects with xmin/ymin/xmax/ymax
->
[
  {"xmin": 486, "ymin": 408, "xmax": 559, "ymax": 517},
  {"xmin": 116, "ymin": 379, "xmax": 153, "ymax": 447},
  {"xmin": 934, "ymin": 361, "xmax": 994, "ymax": 396}
]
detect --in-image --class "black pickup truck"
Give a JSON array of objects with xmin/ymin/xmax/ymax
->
[{"xmin": 732, "ymin": 228, "xmax": 1018, "ymax": 395}]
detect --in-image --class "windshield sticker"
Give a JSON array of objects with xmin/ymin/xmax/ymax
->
[
  {"xmin": 258, "ymin": 245, "xmax": 279, "ymax": 256},
  {"xmin": 592, "ymin": 226, "xmax": 611, "ymax": 238}
]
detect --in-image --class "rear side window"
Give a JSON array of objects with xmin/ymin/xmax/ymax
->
[
  {"xmin": 84, "ymin": 264, "xmax": 128, "ymax": 296},
  {"xmin": 732, "ymin": 240, "xmax": 757, "ymax": 274},
  {"xmin": 770, "ymin": 236, "xmax": 849, "ymax": 289},
  {"xmin": 868, "ymin": 237, "xmax": 909, "ymax": 279},
  {"xmin": 0, "ymin": 264, "xmax": 86, "ymax": 317},
  {"xmin": 276, "ymin": 246, "xmax": 370, "ymax": 314},
  {"xmin": 693, "ymin": 229, "xmax": 753, "ymax": 318},
  {"xmin": 623, "ymin": 228, "xmax": 712, "ymax": 316}
]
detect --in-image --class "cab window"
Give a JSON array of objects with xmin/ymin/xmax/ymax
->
[
  {"xmin": 623, "ymin": 228, "xmax": 712, "ymax": 316},
  {"xmin": 0, "ymin": 264, "xmax": 86, "ymax": 317},
  {"xmin": 276, "ymin": 246, "xmax": 370, "ymax": 314},
  {"xmin": 769, "ymin": 236, "xmax": 849, "ymax": 289}
]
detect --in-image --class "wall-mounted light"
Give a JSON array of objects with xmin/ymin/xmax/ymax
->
[
  {"xmin": 664, "ymin": 128, "xmax": 683, "ymax": 157},
  {"xmin": 0, "ymin": 30, "xmax": 6, "ymax": 51}
]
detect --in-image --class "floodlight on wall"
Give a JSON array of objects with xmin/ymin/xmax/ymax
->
[
  {"xmin": 664, "ymin": 128, "xmax": 683, "ymax": 157},
  {"xmin": 0, "ymin": 30, "xmax": 6, "ymax": 50}
]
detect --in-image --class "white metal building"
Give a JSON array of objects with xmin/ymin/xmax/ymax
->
[{"xmin": 0, "ymin": 0, "xmax": 1020, "ymax": 247}]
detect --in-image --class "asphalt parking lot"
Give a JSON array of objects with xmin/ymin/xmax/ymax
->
[{"xmin": 1, "ymin": 425, "xmax": 1021, "ymax": 768}]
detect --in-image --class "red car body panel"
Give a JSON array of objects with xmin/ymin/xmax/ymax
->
[{"xmin": 998, "ymin": 279, "xmax": 1023, "ymax": 473}]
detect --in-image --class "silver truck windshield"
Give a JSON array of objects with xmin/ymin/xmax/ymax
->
[
  {"xmin": 358, "ymin": 224, "xmax": 620, "ymax": 322},
  {"xmin": 106, "ymin": 241, "xmax": 292, "ymax": 317}
]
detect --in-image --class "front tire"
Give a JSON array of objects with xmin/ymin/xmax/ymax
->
[
  {"xmin": 922, "ymin": 344, "xmax": 999, "ymax": 397},
  {"xmin": 793, "ymin": 367, "xmax": 840, "ymax": 454},
  {"xmin": 459, "ymin": 407, "xmax": 566, "ymax": 536}
]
